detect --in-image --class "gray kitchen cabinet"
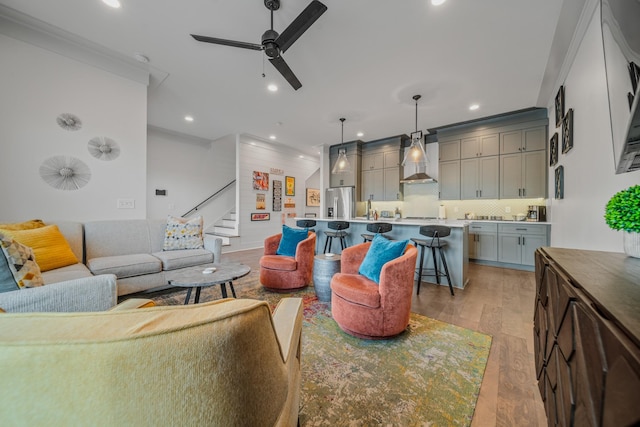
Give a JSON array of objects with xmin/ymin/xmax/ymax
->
[
  {"xmin": 438, "ymin": 160, "xmax": 460, "ymax": 200},
  {"xmin": 383, "ymin": 166, "xmax": 403, "ymax": 201},
  {"xmin": 362, "ymin": 152, "xmax": 384, "ymax": 170},
  {"xmin": 500, "ymin": 150, "xmax": 546, "ymax": 199},
  {"xmin": 498, "ymin": 223, "xmax": 548, "ymax": 266},
  {"xmin": 361, "ymin": 169, "xmax": 384, "ymax": 201},
  {"xmin": 438, "ymin": 140, "xmax": 460, "ymax": 161},
  {"xmin": 460, "ymin": 133, "xmax": 499, "ymax": 159},
  {"xmin": 383, "ymin": 150, "xmax": 400, "ymax": 168},
  {"xmin": 500, "ymin": 126, "xmax": 546, "ymax": 154},
  {"xmin": 468, "ymin": 222, "xmax": 498, "ymax": 261},
  {"xmin": 461, "ymin": 156, "xmax": 499, "ymax": 199}
]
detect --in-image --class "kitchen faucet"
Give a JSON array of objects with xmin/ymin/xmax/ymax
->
[{"xmin": 366, "ymin": 197, "xmax": 372, "ymax": 220}]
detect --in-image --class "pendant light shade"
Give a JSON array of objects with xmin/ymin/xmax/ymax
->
[
  {"xmin": 331, "ymin": 118, "xmax": 352, "ymax": 174},
  {"xmin": 401, "ymin": 95, "xmax": 429, "ymax": 168},
  {"xmin": 401, "ymin": 95, "xmax": 436, "ymax": 183}
]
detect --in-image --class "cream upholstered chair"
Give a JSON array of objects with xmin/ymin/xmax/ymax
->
[{"xmin": 0, "ymin": 297, "xmax": 303, "ymax": 426}]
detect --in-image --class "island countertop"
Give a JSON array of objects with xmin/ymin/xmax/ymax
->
[
  {"xmin": 306, "ymin": 217, "xmax": 470, "ymax": 290},
  {"xmin": 309, "ymin": 217, "xmax": 551, "ymax": 227}
]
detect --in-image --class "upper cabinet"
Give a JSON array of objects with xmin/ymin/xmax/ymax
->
[
  {"xmin": 500, "ymin": 126, "xmax": 546, "ymax": 154},
  {"xmin": 359, "ymin": 135, "xmax": 405, "ymax": 201},
  {"xmin": 435, "ymin": 110, "xmax": 548, "ymax": 201},
  {"xmin": 439, "ymin": 140, "xmax": 460, "ymax": 161},
  {"xmin": 460, "ymin": 133, "xmax": 499, "ymax": 159}
]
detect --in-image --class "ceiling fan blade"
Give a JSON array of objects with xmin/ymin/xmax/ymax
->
[
  {"xmin": 276, "ymin": 0, "xmax": 327, "ymax": 54},
  {"xmin": 269, "ymin": 56, "xmax": 302, "ymax": 90},
  {"xmin": 191, "ymin": 34, "xmax": 263, "ymax": 51}
]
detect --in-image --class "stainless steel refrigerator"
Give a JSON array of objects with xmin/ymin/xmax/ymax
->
[{"xmin": 326, "ymin": 187, "xmax": 355, "ymax": 219}]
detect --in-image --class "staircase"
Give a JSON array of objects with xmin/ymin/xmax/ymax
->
[{"xmin": 205, "ymin": 209, "xmax": 239, "ymax": 247}]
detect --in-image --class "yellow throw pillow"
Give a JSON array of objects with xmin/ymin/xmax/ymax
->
[
  {"xmin": 1, "ymin": 225, "xmax": 78, "ymax": 272},
  {"xmin": 0, "ymin": 219, "xmax": 46, "ymax": 231}
]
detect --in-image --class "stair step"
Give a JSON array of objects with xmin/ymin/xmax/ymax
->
[
  {"xmin": 208, "ymin": 229, "xmax": 239, "ymax": 238},
  {"xmin": 220, "ymin": 219, "xmax": 236, "ymax": 227}
]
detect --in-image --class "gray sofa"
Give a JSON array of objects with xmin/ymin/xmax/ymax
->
[{"xmin": 0, "ymin": 219, "xmax": 222, "ymax": 312}]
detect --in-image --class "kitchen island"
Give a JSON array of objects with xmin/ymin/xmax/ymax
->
[{"xmin": 308, "ymin": 217, "xmax": 470, "ymax": 290}]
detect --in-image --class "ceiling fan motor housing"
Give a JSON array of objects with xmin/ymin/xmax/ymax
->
[{"xmin": 262, "ymin": 29, "xmax": 280, "ymax": 58}]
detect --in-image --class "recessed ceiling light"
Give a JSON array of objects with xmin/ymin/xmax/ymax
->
[
  {"xmin": 250, "ymin": 142, "xmax": 256, "ymax": 146},
  {"xmin": 431, "ymin": 0, "xmax": 446, "ymax": 5},
  {"xmin": 299, "ymin": 155, "xmax": 304, "ymax": 159},
  {"xmin": 102, "ymin": 0, "xmax": 121, "ymax": 8},
  {"xmin": 184, "ymin": 115, "xmax": 194, "ymax": 122},
  {"xmin": 269, "ymin": 135, "xmax": 276, "ymax": 140},
  {"xmin": 357, "ymin": 132, "xmax": 364, "ymax": 137},
  {"xmin": 267, "ymin": 84, "xmax": 278, "ymax": 92},
  {"xmin": 469, "ymin": 104, "xmax": 480, "ymax": 111},
  {"xmin": 133, "ymin": 52, "xmax": 149, "ymax": 63}
]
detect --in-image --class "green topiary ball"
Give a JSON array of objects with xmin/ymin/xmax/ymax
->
[{"xmin": 604, "ymin": 185, "xmax": 640, "ymax": 233}]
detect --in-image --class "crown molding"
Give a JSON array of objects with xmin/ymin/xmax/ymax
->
[{"xmin": 0, "ymin": 4, "xmax": 149, "ymax": 86}]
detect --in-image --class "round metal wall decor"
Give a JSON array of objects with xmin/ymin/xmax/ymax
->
[
  {"xmin": 39, "ymin": 156, "xmax": 91, "ymax": 191},
  {"xmin": 56, "ymin": 113, "xmax": 82, "ymax": 131},
  {"xmin": 87, "ymin": 136, "xmax": 120, "ymax": 161}
]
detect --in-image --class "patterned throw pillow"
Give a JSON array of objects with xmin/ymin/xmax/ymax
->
[
  {"xmin": 0, "ymin": 233, "xmax": 44, "ymax": 292},
  {"xmin": 163, "ymin": 215, "xmax": 204, "ymax": 251}
]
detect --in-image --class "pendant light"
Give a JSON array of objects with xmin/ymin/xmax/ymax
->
[
  {"xmin": 331, "ymin": 118, "xmax": 352, "ymax": 174},
  {"xmin": 401, "ymin": 95, "xmax": 436, "ymax": 183}
]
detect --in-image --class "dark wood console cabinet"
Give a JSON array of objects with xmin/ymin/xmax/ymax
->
[{"xmin": 534, "ymin": 247, "xmax": 640, "ymax": 427}]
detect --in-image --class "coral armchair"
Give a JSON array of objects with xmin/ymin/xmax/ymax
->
[
  {"xmin": 260, "ymin": 231, "xmax": 316, "ymax": 291},
  {"xmin": 330, "ymin": 241, "xmax": 418, "ymax": 339}
]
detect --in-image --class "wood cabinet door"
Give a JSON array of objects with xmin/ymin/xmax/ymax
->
[
  {"xmin": 438, "ymin": 160, "xmax": 460, "ymax": 200},
  {"xmin": 478, "ymin": 156, "xmax": 499, "ymax": 199},
  {"xmin": 498, "ymin": 234, "xmax": 521, "ymax": 264},
  {"xmin": 500, "ymin": 153, "xmax": 522, "ymax": 198},
  {"xmin": 383, "ymin": 150, "xmax": 400, "ymax": 168},
  {"xmin": 476, "ymin": 232, "xmax": 498, "ymax": 261},
  {"xmin": 361, "ymin": 169, "xmax": 384, "ymax": 201},
  {"xmin": 500, "ymin": 130, "xmax": 523, "ymax": 154},
  {"xmin": 439, "ymin": 140, "xmax": 460, "ymax": 161},
  {"xmin": 479, "ymin": 133, "xmax": 499, "ymax": 157},
  {"xmin": 461, "ymin": 158, "xmax": 479, "ymax": 199},
  {"xmin": 522, "ymin": 234, "xmax": 546, "ymax": 266},
  {"xmin": 460, "ymin": 136, "xmax": 479, "ymax": 159},
  {"xmin": 362, "ymin": 152, "xmax": 384, "ymax": 170},
  {"xmin": 522, "ymin": 150, "xmax": 546, "ymax": 198},
  {"xmin": 383, "ymin": 166, "xmax": 402, "ymax": 201},
  {"xmin": 524, "ymin": 126, "xmax": 546, "ymax": 152}
]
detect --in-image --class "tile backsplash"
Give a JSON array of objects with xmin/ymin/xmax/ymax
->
[{"xmin": 359, "ymin": 184, "xmax": 548, "ymax": 220}]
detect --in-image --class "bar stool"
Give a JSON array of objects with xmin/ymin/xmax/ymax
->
[
  {"xmin": 323, "ymin": 221, "xmax": 350, "ymax": 254},
  {"xmin": 411, "ymin": 225, "xmax": 454, "ymax": 296},
  {"xmin": 361, "ymin": 222, "xmax": 393, "ymax": 242},
  {"xmin": 296, "ymin": 219, "xmax": 316, "ymax": 233}
]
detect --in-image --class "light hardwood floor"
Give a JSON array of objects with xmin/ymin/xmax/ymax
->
[{"xmin": 222, "ymin": 248, "xmax": 547, "ymax": 426}]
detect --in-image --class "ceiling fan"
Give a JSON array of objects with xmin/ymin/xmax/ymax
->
[{"xmin": 191, "ymin": 0, "xmax": 327, "ymax": 90}]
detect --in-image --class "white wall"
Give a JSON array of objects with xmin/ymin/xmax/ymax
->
[
  {"xmin": 147, "ymin": 129, "xmax": 235, "ymax": 225},
  {"xmin": 235, "ymin": 136, "xmax": 320, "ymax": 251},
  {"xmin": 545, "ymin": 4, "xmax": 640, "ymax": 252},
  {"xmin": 0, "ymin": 34, "xmax": 147, "ymax": 221}
]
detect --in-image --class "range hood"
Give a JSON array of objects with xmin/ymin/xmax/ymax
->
[{"xmin": 400, "ymin": 172, "xmax": 437, "ymax": 184}]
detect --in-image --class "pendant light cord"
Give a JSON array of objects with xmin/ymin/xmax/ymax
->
[{"xmin": 340, "ymin": 117, "xmax": 345, "ymax": 147}]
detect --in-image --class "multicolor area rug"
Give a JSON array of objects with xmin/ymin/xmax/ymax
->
[{"xmin": 151, "ymin": 272, "xmax": 492, "ymax": 426}]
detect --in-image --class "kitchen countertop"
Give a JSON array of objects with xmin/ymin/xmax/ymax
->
[{"xmin": 309, "ymin": 217, "xmax": 551, "ymax": 227}]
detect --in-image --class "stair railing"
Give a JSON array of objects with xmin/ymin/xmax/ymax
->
[{"xmin": 182, "ymin": 179, "xmax": 236, "ymax": 217}]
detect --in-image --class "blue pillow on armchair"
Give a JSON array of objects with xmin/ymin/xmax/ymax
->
[
  {"xmin": 276, "ymin": 225, "xmax": 309, "ymax": 257},
  {"xmin": 359, "ymin": 234, "xmax": 409, "ymax": 284}
]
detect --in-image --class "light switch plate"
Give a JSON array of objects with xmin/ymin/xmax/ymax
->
[{"xmin": 117, "ymin": 198, "xmax": 135, "ymax": 209}]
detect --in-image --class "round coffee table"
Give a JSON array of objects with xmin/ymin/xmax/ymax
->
[{"xmin": 166, "ymin": 263, "xmax": 251, "ymax": 304}]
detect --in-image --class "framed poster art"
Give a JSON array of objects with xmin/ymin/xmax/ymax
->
[
  {"xmin": 285, "ymin": 176, "xmax": 295, "ymax": 196},
  {"xmin": 253, "ymin": 171, "xmax": 269, "ymax": 191},
  {"xmin": 272, "ymin": 180, "xmax": 282, "ymax": 212},
  {"xmin": 549, "ymin": 133, "xmax": 559, "ymax": 166},
  {"xmin": 562, "ymin": 108, "xmax": 574, "ymax": 154},
  {"xmin": 250, "ymin": 213, "xmax": 270, "ymax": 221},
  {"xmin": 306, "ymin": 188, "xmax": 320, "ymax": 207},
  {"xmin": 555, "ymin": 85, "xmax": 565, "ymax": 128},
  {"xmin": 256, "ymin": 193, "xmax": 265, "ymax": 210},
  {"xmin": 554, "ymin": 166, "xmax": 564, "ymax": 199}
]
